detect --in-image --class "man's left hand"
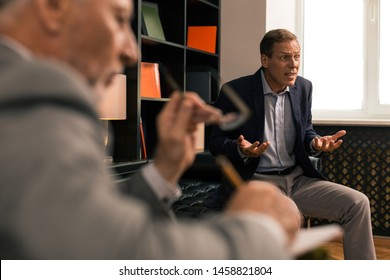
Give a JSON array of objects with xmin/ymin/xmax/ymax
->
[{"xmin": 312, "ymin": 130, "xmax": 346, "ymax": 152}]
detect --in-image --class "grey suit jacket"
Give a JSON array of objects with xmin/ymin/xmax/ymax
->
[{"xmin": 0, "ymin": 41, "xmax": 289, "ymax": 259}]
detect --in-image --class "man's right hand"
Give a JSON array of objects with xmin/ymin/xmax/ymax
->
[
  {"xmin": 154, "ymin": 92, "xmax": 222, "ymax": 186},
  {"xmin": 237, "ymin": 135, "xmax": 270, "ymax": 157},
  {"xmin": 225, "ymin": 181, "xmax": 301, "ymax": 245}
]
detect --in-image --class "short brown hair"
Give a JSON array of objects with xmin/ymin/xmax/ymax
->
[{"xmin": 260, "ymin": 29, "xmax": 298, "ymax": 57}]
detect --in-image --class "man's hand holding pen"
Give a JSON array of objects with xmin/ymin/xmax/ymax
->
[
  {"xmin": 154, "ymin": 92, "xmax": 223, "ymax": 185},
  {"xmin": 226, "ymin": 181, "xmax": 301, "ymax": 245},
  {"xmin": 216, "ymin": 155, "xmax": 301, "ymax": 246}
]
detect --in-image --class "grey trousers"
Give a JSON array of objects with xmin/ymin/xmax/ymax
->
[{"xmin": 253, "ymin": 166, "xmax": 376, "ymax": 260}]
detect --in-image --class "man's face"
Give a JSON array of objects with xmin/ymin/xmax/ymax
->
[
  {"xmin": 61, "ymin": 0, "xmax": 138, "ymax": 88},
  {"xmin": 261, "ymin": 40, "xmax": 300, "ymax": 93}
]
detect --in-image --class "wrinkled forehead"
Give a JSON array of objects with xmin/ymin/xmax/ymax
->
[{"xmin": 273, "ymin": 40, "xmax": 300, "ymax": 53}]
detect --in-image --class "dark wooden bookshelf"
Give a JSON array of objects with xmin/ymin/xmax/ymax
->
[{"xmin": 110, "ymin": 0, "xmax": 220, "ymax": 163}]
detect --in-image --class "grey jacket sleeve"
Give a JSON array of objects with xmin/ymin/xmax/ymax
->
[
  {"xmin": 0, "ymin": 57, "xmax": 290, "ymax": 260},
  {"xmin": 118, "ymin": 171, "xmax": 175, "ymax": 220}
]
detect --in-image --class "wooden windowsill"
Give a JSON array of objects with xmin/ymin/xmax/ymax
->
[{"xmin": 313, "ymin": 119, "xmax": 390, "ymax": 127}]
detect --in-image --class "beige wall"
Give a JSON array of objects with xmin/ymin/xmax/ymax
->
[{"xmin": 220, "ymin": 0, "xmax": 266, "ymax": 83}]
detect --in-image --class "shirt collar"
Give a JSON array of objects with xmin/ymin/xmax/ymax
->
[
  {"xmin": 260, "ymin": 69, "xmax": 290, "ymax": 95},
  {"xmin": 0, "ymin": 35, "xmax": 33, "ymax": 60}
]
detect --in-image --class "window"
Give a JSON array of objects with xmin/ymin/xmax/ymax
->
[
  {"xmin": 379, "ymin": 0, "xmax": 390, "ymax": 105},
  {"xmin": 300, "ymin": 0, "xmax": 390, "ymax": 122}
]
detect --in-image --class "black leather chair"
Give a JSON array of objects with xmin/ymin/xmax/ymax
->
[
  {"xmin": 173, "ymin": 152, "xmax": 323, "ymax": 222},
  {"xmin": 173, "ymin": 152, "xmax": 222, "ymax": 218}
]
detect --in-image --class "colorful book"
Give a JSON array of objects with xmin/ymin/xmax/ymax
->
[
  {"xmin": 140, "ymin": 62, "xmax": 161, "ymax": 98},
  {"xmin": 142, "ymin": 2, "xmax": 166, "ymax": 41},
  {"xmin": 187, "ymin": 26, "xmax": 217, "ymax": 54}
]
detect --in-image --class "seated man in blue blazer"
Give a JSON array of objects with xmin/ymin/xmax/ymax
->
[{"xmin": 208, "ymin": 29, "xmax": 376, "ymax": 260}]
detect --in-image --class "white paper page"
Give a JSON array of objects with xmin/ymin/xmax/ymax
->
[{"xmin": 289, "ymin": 224, "xmax": 343, "ymax": 257}]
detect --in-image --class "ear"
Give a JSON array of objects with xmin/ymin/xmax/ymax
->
[
  {"xmin": 260, "ymin": 54, "xmax": 268, "ymax": 68},
  {"xmin": 34, "ymin": 0, "xmax": 70, "ymax": 34}
]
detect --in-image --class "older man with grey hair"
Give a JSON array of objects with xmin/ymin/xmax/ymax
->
[{"xmin": 0, "ymin": 0, "xmax": 304, "ymax": 259}]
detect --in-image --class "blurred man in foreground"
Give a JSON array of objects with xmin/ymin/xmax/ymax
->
[{"xmin": 0, "ymin": 0, "xmax": 301, "ymax": 259}]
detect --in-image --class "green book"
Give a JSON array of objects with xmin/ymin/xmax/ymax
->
[{"xmin": 142, "ymin": 2, "xmax": 166, "ymax": 41}]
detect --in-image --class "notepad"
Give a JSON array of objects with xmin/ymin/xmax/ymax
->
[{"xmin": 290, "ymin": 224, "xmax": 343, "ymax": 257}]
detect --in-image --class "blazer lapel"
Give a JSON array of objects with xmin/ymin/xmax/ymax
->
[
  {"xmin": 251, "ymin": 69, "xmax": 266, "ymax": 141},
  {"xmin": 288, "ymin": 85, "xmax": 304, "ymax": 140},
  {"xmin": 289, "ymin": 85, "xmax": 300, "ymax": 118}
]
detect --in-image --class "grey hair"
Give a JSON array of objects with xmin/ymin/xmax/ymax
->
[
  {"xmin": 0, "ymin": 0, "xmax": 32, "ymax": 8},
  {"xmin": 0, "ymin": 0, "xmax": 12, "ymax": 7}
]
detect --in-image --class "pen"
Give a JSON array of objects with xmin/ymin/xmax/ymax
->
[{"xmin": 215, "ymin": 155, "xmax": 244, "ymax": 190}]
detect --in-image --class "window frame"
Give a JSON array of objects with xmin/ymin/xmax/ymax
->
[{"xmin": 296, "ymin": 0, "xmax": 390, "ymax": 124}]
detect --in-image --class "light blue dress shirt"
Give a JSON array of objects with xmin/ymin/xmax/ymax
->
[{"xmin": 255, "ymin": 70, "xmax": 296, "ymax": 173}]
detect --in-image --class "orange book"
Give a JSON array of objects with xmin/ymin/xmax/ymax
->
[
  {"xmin": 187, "ymin": 26, "xmax": 217, "ymax": 54},
  {"xmin": 140, "ymin": 62, "xmax": 161, "ymax": 98}
]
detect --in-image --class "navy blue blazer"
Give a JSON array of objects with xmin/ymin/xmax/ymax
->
[{"xmin": 208, "ymin": 68, "xmax": 324, "ymax": 183}]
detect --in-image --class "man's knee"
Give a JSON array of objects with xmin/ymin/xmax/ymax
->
[{"xmin": 349, "ymin": 190, "xmax": 370, "ymax": 212}]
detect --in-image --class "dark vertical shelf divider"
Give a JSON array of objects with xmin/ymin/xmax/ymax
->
[{"xmin": 111, "ymin": 0, "xmax": 220, "ymax": 163}]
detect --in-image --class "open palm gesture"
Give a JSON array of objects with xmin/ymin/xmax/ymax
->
[{"xmin": 312, "ymin": 130, "xmax": 346, "ymax": 152}]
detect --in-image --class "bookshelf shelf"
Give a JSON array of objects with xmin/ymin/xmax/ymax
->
[
  {"xmin": 141, "ymin": 97, "xmax": 170, "ymax": 102},
  {"xmin": 110, "ymin": 0, "xmax": 220, "ymax": 163},
  {"xmin": 141, "ymin": 36, "xmax": 186, "ymax": 49},
  {"xmin": 187, "ymin": 47, "xmax": 219, "ymax": 56}
]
